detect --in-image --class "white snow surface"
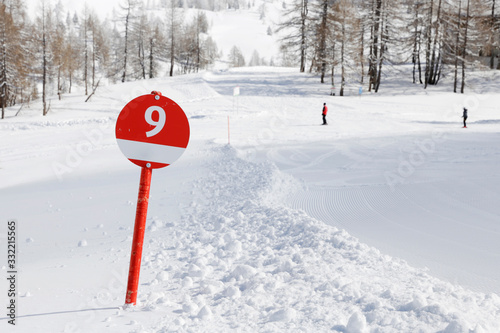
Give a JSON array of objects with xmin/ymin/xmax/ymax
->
[{"xmin": 1, "ymin": 66, "xmax": 500, "ymax": 332}]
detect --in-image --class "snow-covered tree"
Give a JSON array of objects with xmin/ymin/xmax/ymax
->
[{"xmin": 228, "ymin": 45, "xmax": 245, "ymax": 67}]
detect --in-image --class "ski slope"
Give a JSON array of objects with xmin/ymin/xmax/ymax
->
[{"xmin": 1, "ymin": 67, "xmax": 500, "ymax": 332}]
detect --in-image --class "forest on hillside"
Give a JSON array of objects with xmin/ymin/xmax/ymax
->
[
  {"xmin": 0, "ymin": 0, "xmax": 221, "ymax": 118},
  {"xmin": 279, "ymin": 0, "xmax": 499, "ymax": 95},
  {"xmin": 1, "ymin": 0, "xmax": 499, "ymax": 118}
]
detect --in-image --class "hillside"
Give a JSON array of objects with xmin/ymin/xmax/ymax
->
[{"xmin": 1, "ymin": 66, "xmax": 500, "ymax": 332}]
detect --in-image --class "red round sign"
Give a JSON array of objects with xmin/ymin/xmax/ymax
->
[{"xmin": 115, "ymin": 94, "xmax": 190, "ymax": 169}]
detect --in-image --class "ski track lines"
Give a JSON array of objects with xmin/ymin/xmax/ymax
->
[
  {"xmin": 288, "ymin": 180, "xmax": 500, "ymax": 291},
  {"xmin": 289, "ymin": 182, "xmax": 500, "ymax": 242}
]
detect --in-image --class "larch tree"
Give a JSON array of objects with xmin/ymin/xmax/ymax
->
[
  {"xmin": 277, "ymin": 0, "xmax": 310, "ymax": 72},
  {"xmin": 425, "ymin": 0, "xmax": 443, "ymax": 87},
  {"xmin": 316, "ymin": 0, "xmax": 331, "ymax": 83},
  {"xmin": 131, "ymin": 11, "xmax": 149, "ymax": 79},
  {"xmin": 166, "ymin": 0, "xmax": 182, "ymax": 77},
  {"xmin": 366, "ymin": 0, "xmax": 388, "ymax": 92},
  {"xmin": 63, "ymin": 12, "xmax": 81, "ymax": 95},
  {"xmin": 452, "ymin": 0, "xmax": 463, "ymax": 93},
  {"xmin": 489, "ymin": 0, "xmax": 497, "ymax": 69},
  {"xmin": 410, "ymin": 0, "xmax": 425, "ymax": 84},
  {"xmin": 89, "ymin": 11, "xmax": 110, "ymax": 89},
  {"xmin": 120, "ymin": 0, "xmax": 138, "ymax": 82},
  {"xmin": 0, "ymin": 0, "xmax": 28, "ymax": 118},
  {"xmin": 460, "ymin": 0, "xmax": 470, "ymax": 93},
  {"xmin": 52, "ymin": 3, "xmax": 67, "ymax": 100},
  {"xmin": 148, "ymin": 21, "xmax": 165, "ymax": 79},
  {"xmin": 33, "ymin": 0, "xmax": 54, "ymax": 116},
  {"xmin": 331, "ymin": 0, "xmax": 360, "ymax": 96}
]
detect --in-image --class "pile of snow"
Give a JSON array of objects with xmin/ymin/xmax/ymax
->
[{"xmin": 123, "ymin": 145, "xmax": 500, "ymax": 332}]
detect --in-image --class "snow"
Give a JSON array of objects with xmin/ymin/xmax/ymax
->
[
  {"xmin": 1, "ymin": 65, "xmax": 500, "ymax": 332},
  {"xmin": 3, "ymin": 1, "xmax": 500, "ymax": 331}
]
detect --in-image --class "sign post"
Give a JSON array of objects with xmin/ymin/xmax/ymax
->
[
  {"xmin": 115, "ymin": 91, "xmax": 190, "ymax": 306},
  {"xmin": 126, "ymin": 166, "xmax": 152, "ymax": 305}
]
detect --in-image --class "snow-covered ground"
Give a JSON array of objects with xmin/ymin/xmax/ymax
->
[{"xmin": 1, "ymin": 66, "xmax": 500, "ymax": 332}]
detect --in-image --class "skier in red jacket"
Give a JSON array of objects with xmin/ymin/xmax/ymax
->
[{"xmin": 322, "ymin": 103, "xmax": 328, "ymax": 125}]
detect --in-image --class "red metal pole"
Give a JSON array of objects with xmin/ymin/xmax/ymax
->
[{"xmin": 125, "ymin": 166, "xmax": 152, "ymax": 305}]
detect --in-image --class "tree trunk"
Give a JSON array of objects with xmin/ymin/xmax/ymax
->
[
  {"xmin": 412, "ymin": 4, "xmax": 420, "ymax": 84},
  {"xmin": 453, "ymin": 0, "xmax": 462, "ymax": 93},
  {"xmin": 374, "ymin": 0, "xmax": 385, "ymax": 92},
  {"xmin": 424, "ymin": 0, "xmax": 434, "ymax": 89},
  {"xmin": 1, "ymin": 22, "xmax": 6, "ymax": 119},
  {"xmin": 57, "ymin": 66, "xmax": 61, "ymax": 100},
  {"xmin": 428, "ymin": 0, "xmax": 442, "ymax": 86},
  {"xmin": 149, "ymin": 37, "xmax": 154, "ymax": 79},
  {"xmin": 319, "ymin": 0, "xmax": 328, "ymax": 83},
  {"xmin": 417, "ymin": 31, "xmax": 422, "ymax": 84},
  {"xmin": 300, "ymin": 0, "xmax": 308, "ymax": 73},
  {"xmin": 461, "ymin": 0, "xmax": 470, "ymax": 94},
  {"xmin": 491, "ymin": 0, "xmax": 496, "ymax": 69},
  {"xmin": 360, "ymin": 22, "xmax": 364, "ymax": 84},
  {"xmin": 92, "ymin": 32, "xmax": 96, "ymax": 89},
  {"xmin": 369, "ymin": 0, "xmax": 382, "ymax": 92},
  {"xmin": 169, "ymin": 0, "xmax": 175, "ymax": 77},
  {"xmin": 84, "ymin": 15, "xmax": 88, "ymax": 95},
  {"xmin": 169, "ymin": 29, "xmax": 174, "ymax": 77},
  {"xmin": 122, "ymin": 4, "xmax": 131, "ymax": 83},
  {"xmin": 340, "ymin": 9, "xmax": 346, "ymax": 96},
  {"xmin": 330, "ymin": 40, "xmax": 335, "ymax": 93},
  {"xmin": 42, "ymin": 10, "xmax": 48, "ymax": 116},
  {"xmin": 375, "ymin": 24, "xmax": 385, "ymax": 93}
]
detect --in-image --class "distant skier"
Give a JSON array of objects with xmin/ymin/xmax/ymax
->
[
  {"xmin": 322, "ymin": 103, "xmax": 328, "ymax": 125},
  {"xmin": 462, "ymin": 107, "xmax": 468, "ymax": 128}
]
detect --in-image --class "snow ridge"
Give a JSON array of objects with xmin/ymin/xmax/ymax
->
[{"xmin": 136, "ymin": 143, "xmax": 500, "ymax": 332}]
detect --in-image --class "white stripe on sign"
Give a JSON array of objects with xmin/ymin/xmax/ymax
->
[{"xmin": 116, "ymin": 139, "xmax": 186, "ymax": 165}]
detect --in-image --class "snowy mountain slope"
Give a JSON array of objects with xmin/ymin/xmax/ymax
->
[
  {"xmin": 24, "ymin": 0, "xmax": 283, "ymax": 64},
  {"xmin": 1, "ymin": 67, "xmax": 500, "ymax": 332}
]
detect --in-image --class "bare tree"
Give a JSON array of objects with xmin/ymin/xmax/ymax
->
[
  {"xmin": 461, "ymin": 0, "xmax": 470, "ymax": 93},
  {"xmin": 34, "ymin": 0, "xmax": 53, "ymax": 116},
  {"xmin": 366, "ymin": 0, "xmax": 388, "ymax": 92},
  {"xmin": 453, "ymin": 0, "xmax": 463, "ymax": 93},
  {"xmin": 277, "ymin": 0, "xmax": 310, "ymax": 72},
  {"xmin": 52, "ymin": 13, "xmax": 66, "ymax": 100},
  {"xmin": 331, "ymin": 0, "xmax": 360, "ymax": 96},
  {"xmin": 411, "ymin": 1, "xmax": 424, "ymax": 84},
  {"xmin": 166, "ymin": 0, "xmax": 182, "ymax": 77},
  {"xmin": 317, "ymin": 0, "xmax": 330, "ymax": 83},
  {"xmin": 0, "ymin": 0, "xmax": 28, "ymax": 118},
  {"xmin": 490, "ymin": 0, "xmax": 498, "ymax": 69},
  {"xmin": 120, "ymin": 0, "xmax": 138, "ymax": 82},
  {"xmin": 148, "ymin": 22, "xmax": 164, "ymax": 79},
  {"xmin": 425, "ymin": 0, "xmax": 443, "ymax": 87}
]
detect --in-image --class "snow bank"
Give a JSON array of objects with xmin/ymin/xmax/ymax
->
[{"xmin": 126, "ymin": 144, "xmax": 500, "ymax": 332}]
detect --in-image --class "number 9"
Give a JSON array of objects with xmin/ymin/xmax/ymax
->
[{"xmin": 145, "ymin": 106, "xmax": 166, "ymax": 137}]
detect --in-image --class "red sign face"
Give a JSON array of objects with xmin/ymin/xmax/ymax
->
[{"xmin": 115, "ymin": 94, "xmax": 190, "ymax": 169}]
